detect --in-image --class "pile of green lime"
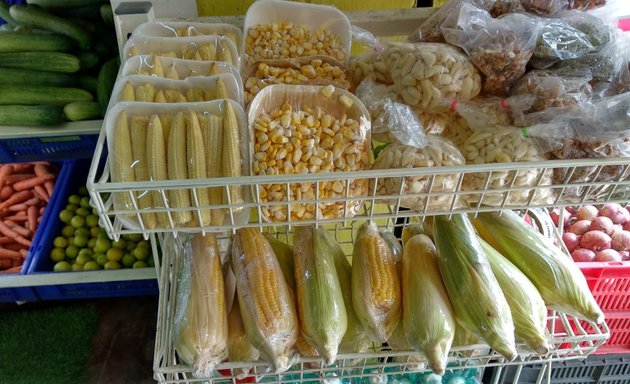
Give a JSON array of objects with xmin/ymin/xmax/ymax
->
[{"xmin": 50, "ymin": 186, "xmax": 154, "ymax": 272}]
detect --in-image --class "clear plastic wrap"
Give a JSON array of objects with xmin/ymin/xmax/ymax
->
[
  {"xmin": 489, "ymin": 0, "xmax": 526, "ymax": 17},
  {"xmin": 372, "ymin": 136, "xmax": 466, "ymax": 212},
  {"xmin": 174, "ymin": 233, "xmax": 228, "ymax": 378},
  {"xmin": 132, "ymin": 21, "xmax": 242, "ymax": 51},
  {"xmin": 442, "ymin": 4, "xmax": 542, "ymax": 95},
  {"xmin": 530, "ymin": 17, "xmax": 595, "ymax": 69},
  {"xmin": 122, "ymin": 55, "xmax": 242, "ymax": 85},
  {"xmin": 381, "ymin": 42, "xmax": 482, "ymax": 111},
  {"xmin": 248, "ymin": 84, "xmax": 371, "ymax": 223},
  {"xmin": 452, "ymin": 95, "xmax": 536, "ymax": 130},
  {"xmin": 243, "ymin": 56, "xmax": 351, "ymax": 104},
  {"xmin": 521, "ymin": 0, "xmax": 570, "ymax": 15},
  {"xmin": 510, "ymin": 68, "xmax": 593, "ymax": 113},
  {"xmin": 460, "ymin": 127, "xmax": 554, "ymax": 206},
  {"xmin": 433, "ymin": 110, "xmax": 474, "ymax": 147}
]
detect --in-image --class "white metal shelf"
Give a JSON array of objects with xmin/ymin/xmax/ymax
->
[
  {"xmin": 0, "ymin": 120, "xmax": 102, "ymax": 140},
  {"xmin": 0, "ymin": 268, "xmax": 156, "ymax": 288}
]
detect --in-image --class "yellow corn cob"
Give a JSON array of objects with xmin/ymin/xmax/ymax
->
[
  {"xmin": 193, "ymin": 50, "xmax": 203, "ymax": 61},
  {"xmin": 186, "ymin": 88, "xmax": 205, "ymax": 102},
  {"xmin": 164, "ymin": 89, "xmax": 181, "ymax": 103},
  {"xmin": 472, "ymin": 210, "xmax": 604, "ymax": 324},
  {"xmin": 380, "ymin": 230, "xmax": 402, "ymax": 279},
  {"xmin": 199, "ymin": 44, "xmax": 217, "ymax": 61},
  {"xmin": 153, "ymin": 56, "xmax": 165, "ymax": 77},
  {"xmin": 130, "ymin": 115, "xmax": 157, "ymax": 229},
  {"xmin": 154, "ymin": 89, "xmax": 166, "ymax": 103},
  {"xmin": 293, "ymin": 226, "xmax": 347, "ymax": 364},
  {"xmin": 216, "ymin": 77, "xmax": 229, "ymax": 100},
  {"xmin": 199, "ymin": 113, "xmax": 225, "ymax": 225},
  {"xmin": 433, "ymin": 214, "xmax": 517, "ymax": 361},
  {"xmin": 265, "ymin": 235, "xmax": 295, "ymax": 291},
  {"xmin": 352, "ymin": 221, "xmax": 401, "ymax": 342},
  {"xmin": 223, "ymin": 102, "xmax": 242, "ymax": 211},
  {"xmin": 403, "ymin": 234, "xmax": 455, "ymax": 375},
  {"xmin": 186, "ymin": 111, "xmax": 212, "ymax": 226},
  {"xmin": 137, "ymin": 69, "xmax": 150, "ymax": 76},
  {"xmin": 228, "ymin": 297, "xmax": 260, "ymax": 379},
  {"xmin": 452, "ymin": 323, "xmax": 481, "ymax": 349},
  {"xmin": 480, "ymin": 238, "xmax": 550, "ymax": 355},
  {"xmin": 111, "ymin": 111, "xmax": 134, "ymax": 213},
  {"xmin": 203, "ymin": 89, "xmax": 216, "ymax": 101},
  {"xmin": 167, "ymin": 112, "xmax": 193, "ymax": 225},
  {"xmin": 121, "ymin": 82, "xmax": 135, "ymax": 101},
  {"xmin": 128, "ymin": 46, "xmax": 139, "ymax": 56},
  {"xmin": 176, "ymin": 92, "xmax": 188, "ymax": 103},
  {"xmin": 231, "ymin": 228, "xmax": 298, "ymax": 373},
  {"xmin": 401, "ymin": 224, "xmax": 425, "ymax": 246},
  {"xmin": 175, "ymin": 233, "xmax": 227, "ymax": 378},
  {"xmin": 146, "ymin": 115, "xmax": 170, "ymax": 228},
  {"xmin": 388, "ymin": 323, "xmax": 426, "ymax": 372},
  {"xmin": 166, "ymin": 65, "xmax": 180, "ymax": 80},
  {"xmin": 209, "ymin": 62, "xmax": 219, "ymax": 76},
  {"xmin": 218, "ymin": 40, "xmax": 233, "ymax": 65},
  {"xmin": 162, "ymin": 50, "xmax": 178, "ymax": 58},
  {"xmin": 158, "ymin": 110, "xmax": 172, "ymax": 147}
]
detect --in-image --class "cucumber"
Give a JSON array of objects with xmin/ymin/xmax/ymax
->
[
  {"xmin": 0, "ymin": 105, "xmax": 65, "ymax": 126},
  {"xmin": 0, "ymin": 67, "xmax": 76, "ymax": 86},
  {"xmin": 52, "ymin": 4, "xmax": 101, "ymax": 19},
  {"xmin": 0, "ymin": 85, "xmax": 93, "ymax": 105},
  {"xmin": 0, "ymin": 52, "xmax": 81, "ymax": 73},
  {"xmin": 0, "ymin": 2, "xmax": 18, "ymax": 27},
  {"xmin": 26, "ymin": 0, "xmax": 103, "ymax": 8},
  {"xmin": 100, "ymin": 3, "xmax": 113, "ymax": 27},
  {"xmin": 69, "ymin": 18, "xmax": 96, "ymax": 35},
  {"xmin": 0, "ymin": 32, "xmax": 75, "ymax": 53},
  {"xmin": 97, "ymin": 57, "xmax": 119, "ymax": 115},
  {"xmin": 78, "ymin": 75, "xmax": 98, "ymax": 93},
  {"xmin": 76, "ymin": 51, "xmax": 100, "ymax": 70},
  {"xmin": 64, "ymin": 101, "xmax": 101, "ymax": 121},
  {"xmin": 10, "ymin": 5, "xmax": 92, "ymax": 50}
]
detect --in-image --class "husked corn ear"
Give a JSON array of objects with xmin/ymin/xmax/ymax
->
[
  {"xmin": 167, "ymin": 112, "xmax": 193, "ymax": 225},
  {"xmin": 186, "ymin": 111, "xmax": 212, "ymax": 226},
  {"xmin": 130, "ymin": 115, "xmax": 157, "ymax": 229},
  {"xmin": 403, "ymin": 234, "xmax": 455, "ymax": 375},
  {"xmin": 380, "ymin": 230, "xmax": 402, "ymax": 278},
  {"xmin": 166, "ymin": 65, "xmax": 180, "ymax": 80},
  {"xmin": 265, "ymin": 235, "xmax": 295, "ymax": 291},
  {"xmin": 472, "ymin": 211, "xmax": 604, "ymax": 324},
  {"xmin": 231, "ymin": 228, "xmax": 298, "ymax": 373},
  {"xmin": 223, "ymin": 102, "xmax": 243, "ymax": 208},
  {"xmin": 452, "ymin": 323, "xmax": 480, "ymax": 348},
  {"xmin": 209, "ymin": 62, "xmax": 220, "ymax": 75},
  {"xmin": 122, "ymin": 82, "xmax": 135, "ymax": 101},
  {"xmin": 199, "ymin": 44, "xmax": 217, "ymax": 61},
  {"xmin": 135, "ymin": 83, "xmax": 156, "ymax": 102},
  {"xmin": 433, "ymin": 214, "xmax": 517, "ymax": 361},
  {"xmin": 228, "ymin": 297, "xmax": 260, "ymax": 379},
  {"xmin": 156, "ymin": 108, "xmax": 172, "ymax": 146},
  {"xmin": 153, "ymin": 56, "xmax": 165, "ymax": 77},
  {"xmin": 401, "ymin": 224, "xmax": 425, "ymax": 246},
  {"xmin": 216, "ymin": 77, "xmax": 229, "ymax": 99},
  {"xmin": 175, "ymin": 233, "xmax": 228, "ymax": 378},
  {"xmin": 480, "ymin": 238, "xmax": 549, "ymax": 355},
  {"xmin": 154, "ymin": 90, "xmax": 167, "ymax": 103},
  {"xmin": 218, "ymin": 40, "xmax": 233, "ymax": 65},
  {"xmin": 199, "ymin": 112, "xmax": 225, "ymax": 225},
  {"xmin": 187, "ymin": 88, "xmax": 205, "ymax": 102},
  {"xmin": 352, "ymin": 221, "xmax": 402, "ymax": 342},
  {"xmin": 293, "ymin": 226, "xmax": 347, "ymax": 364},
  {"xmin": 295, "ymin": 333, "xmax": 319, "ymax": 359},
  {"xmin": 111, "ymin": 111, "xmax": 134, "ymax": 213},
  {"xmin": 147, "ymin": 115, "xmax": 170, "ymax": 228}
]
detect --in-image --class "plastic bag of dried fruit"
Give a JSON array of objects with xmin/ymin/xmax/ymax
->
[
  {"xmin": 441, "ymin": 2, "xmax": 542, "ymax": 95},
  {"xmin": 529, "ymin": 16, "xmax": 595, "ymax": 69},
  {"xmin": 522, "ymin": 0, "xmax": 607, "ymax": 15},
  {"xmin": 489, "ymin": 0, "xmax": 526, "ymax": 17}
]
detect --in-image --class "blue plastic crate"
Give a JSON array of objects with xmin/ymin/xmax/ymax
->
[
  {"xmin": 0, "ymin": 134, "xmax": 99, "ymax": 163},
  {"xmin": 28, "ymin": 159, "xmax": 159, "ymax": 300},
  {"xmin": 0, "ymin": 160, "xmax": 72, "ymax": 302}
]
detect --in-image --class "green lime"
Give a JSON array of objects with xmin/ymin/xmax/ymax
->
[
  {"xmin": 80, "ymin": 196, "xmax": 91, "ymax": 208},
  {"xmin": 122, "ymin": 254, "xmax": 136, "ymax": 268},
  {"xmin": 53, "ymin": 236, "xmax": 67, "ymax": 248},
  {"xmin": 123, "ymin": 234, "xmax": 143, "ymax": 242},
  {"xmin": 83, "ymin": 261, "xmax": 100, "ymax": 271},
  {"xmin": 89, "ymin": 227, "xmax": 100, "ymax": 238},
  {"xmin": 137, "ymin": 240, "xmax": 150, "ymax": 249},
  {"xmin": 78, "ymin": 248, "xmax": 93, "ymax": 259},
  {"xmin": 75, "ymin": 207, "xmax": 90, "ymax": 217},
  {"xmin": 75, "ymin": 254, "xmax": 91, "ymax": 265},
  {"xmin": 86, "ymin": 215, "xmax": 99, "ymax": 228},
  {"xmin": 74, "ymin": 227, "xmax": 90, "ymax": 237},
  {"xmin": 125, "ymin": 241, "xmax": 136, "ymax": 252},
  {"xmin": 61, "ymin": 225, "xmax": 74, "ymax": 238},
  {"xmin": 59, "ymin": 209, "xmax": 73, "ymax": 224},
  {"xmin": 67, "ymin": 236, "xmax": 75, "ymax": 247},
  {"xmin": 93, "ymin": 237, "xmax": 111, "ymax": 253},
  {"xmin": 104, "ymin": 260, "xmax": 121, "ymax": 270},
  {"xmin": 54, "ymin": 261, "xmax": 72, "ymax": 272},
  {"xmin": 113, "ymin": 239, "xmax": 126, "ymax": 250},
  {"xmin": 65, "ymin": 203, "xmax": 78, "ymax": 212},
  {"xmin": 132, "ymin": 246, "xmax": 150, "ymax": 261},
  {"xmin": 96, "ymin": 230, "xmax": 109, "ymax": 239},
  {"xmin": 106, "ymin": 248, "xmax": 123, "ymax": 262},
  {"xmin": 71, "ymin": 263, "xmax": 83, "ymax": 271},
  {"xmin": 50, "ymin": 248, "xmax": 65, "ymax": 263},
  {"xmin": 132, "ymin": 260, "xmax": 147, "ymax": 268},
  {"xmin": 68, "ymin": 194, "xmax": 81, "ymax": 205},
  {"xmin": 65, "ymin": 245, "xmax": 79, "ymax": 259},
  {"xmin": 70, "ymin": 215, "xmax": 85, "ymax": 228},
  {"xmin": 96, "ymin": 254, "xmax": 109, "ymax": 266},
  {"xmin": 78, "ymin": 186, "xmax": 89, "ymax": 197},
  {"xmin": 74, "ymin": 235, "xmax": 88, "ymax": 248},
  {"xmin": 92, "ymin": 208, "xmax": 98, "ymax": 216},
  {"xmin": 147, "ymin": 257, "xmax": 155, "ymax": 267},
  {"xmin": 88, "ymin": 238, "xmax": 97, "ymax": 249}
]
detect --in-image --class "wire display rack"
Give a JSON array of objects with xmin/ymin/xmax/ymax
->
[{"xmin": 152, "ymin": 225, "xmax": 610, "ymax": 384}]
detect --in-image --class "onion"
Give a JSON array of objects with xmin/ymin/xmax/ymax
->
[
  {"xmin": 577, "ymin": 205, "xmax": 599, "ymax": 221},
  {"xmin": 580, "ymin": 231, "xmax": 612, "ymax": 251},
  {"xmin": 620, "ymin": 250, "xmax": 630, "ymax": 261},
  {"xmin": 562, "ymin": 232, "xmax": 581, "ymax": 252},
  {"xmin": 612, "ymin": 231, "xmax": 630, "ymax": 251},
  {"xmin": 600, "ymin": 203, "xmax": 630, "ymax": 225},
  {"xmin": 590, "ymin": 216, "xmax": 614, "ymax": 235},
  {"xmin": 569, "ymin": 220, "xmax": 591, "ymax": 235},
  {"xmin": 550, "ymin": 208, "xmax": 571, "ymax": 229},
  {"xmin": 596, "ymin": 249, "xmax": 622, "ymax": 262},
  {"xmin": 571, "ymin": 248, "xmax": 596, "ymax": 262},
  {"xmin": 623, "ymin": 221, "xmax": 630, "ymax": 232}
]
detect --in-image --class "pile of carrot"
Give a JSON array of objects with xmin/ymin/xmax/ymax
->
[{"xmin": 0, "ymin": 162, "xmax": 56, "ymax": 274}]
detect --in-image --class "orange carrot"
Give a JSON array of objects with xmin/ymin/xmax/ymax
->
[
  {"xmin": 4, "ymin": 215, "xmax": 27, "ymax": 222},
  {"xmin": 0, "ymin": 247, "xmax": 20, "ymax": 258},
  {"xmin": 18, "ymin": 249, "xmax": 28, "ymax": 258},
  {"xmin": 0, "ymin": 164, "xmax": 14, "ymax": 189},
  {"xmin": 0, "ymin": 265, "xmax": 23, "ymax": 273},
  {"xmin": 44, "ymin": 181, "xmax": 54, "ymax": 196},
  {"xmin": 6, "ymin": 221, "xmax": 30, "ymax": 237},
  {"xmin": 12, "ymin": 174, "xmax": 54, "ymax": 191},
  {"xmin": 0, "ymin": 185, "xmax": 13, "ymax": 200},
  {"xmin": 12, "ymin": 163, "xmax": 33, "ymax": 173},
  {"xmin": 0, "ymin": 220, "xmax": 19, "ymax": 238},
  {"xmin": 0, "ymin": 190, "xmax": 33, "ymax": 210},
  {"xmin": 5, "ymin": 173, "xmax": 33, "ymax": 184},
  {"xmin": 39, "ymin": 206, "xmax": 45, "ymax": 215},
  {"xmin": 14, "ymin": 236, "xmax": 31, "ymax": 247},
  {"xmin": 34, "ymin": 163, "xmax": 50, "ymax": 177},
  {"xmin": 8, "ymin": 204, "xmax": 28, "ymax": 212},
  {"xmin": 27, "ymin": 205, "xmax": 38, "ymax": 232},
  {"xmin": 24, "ymin": 196, "xmax": 40, "ymax": 206},
  {"xmin": 33, "ymin": 185, "xmax": 49, "ymax": 202},
  {"xmin": 0, "ymin": 237, "xmax": 13, "ymax": 244},
  {"xmin": 4, "ymin": 243, "xmax": 24, "ymax": 252}
]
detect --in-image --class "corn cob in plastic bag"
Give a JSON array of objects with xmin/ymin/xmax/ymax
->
[
  {"xmin": 231, "ymin": 228, "xmax": 298, "ymax": 373},
  {"xmin": 472, "ymin": 210, "xmax": 604, "ymax": 324},
  {"xmin": 228, "ymin": 296, "xmax": 260, "ymax": 379},
  {"xmin": 388, "ymin": 323, "xmax": 426, "ymax": 372},
  {"xmin": 433, "ymin": 214, "xmax": 517, "ymax": 361},
  {"xmin": 480, "ymin": 238, "xmax": 550, "ymax": 355},
  {"xmin": 174, "ymin": 233, "xmax": 228, "ymax": 378},
  {"xmin": 380, "ymin": 230, "xmax": 402, "ymax": 278},
  {"xmin": 352, "ymin": 221, "xmax": 402, "ymax": 342},
  {"xmin": 403, "ymin": 234, "xmax": 455, "ymax": 375}
]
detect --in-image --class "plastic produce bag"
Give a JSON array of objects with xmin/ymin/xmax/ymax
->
[
  {"xmin": 452, "ymin": 95, "xmax": 536, "ymax": 130},
  {"xmin": 562, "ymin": 10, "xmax": 615, "ymax": 50},
  {"xmin": 490, "ymin": 0, "xmax": 526, "ymax": 17},
  {"xmin": 530, "ymin": 17, "xmax": 595, "ymax": 69},
  {"xmin": 372, "ymin": 136, "xmax": 465, "ymax": 212},
  {"xmin": 442, "ymin": 3, "xmax": 542, "ymax": 95}
]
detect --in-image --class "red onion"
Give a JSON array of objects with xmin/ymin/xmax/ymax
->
[
  {"xmin": 577, "ymin": 205, "xmax": 599, "ymax": 221},
  {"xmin": 580, "ymin": 231, "xmax": 612, "ymax": 251},
  {"xmin": 596, "ymin": 249, "xmax": 622, "ymax": 262},
  {"xmin": 620, "ymin": 250, "xmax": 630, "ymax": 261},
  {"xmin": 562, "ymin": 232, "xmax": 581, "ymax": 252},
  {"xmin": 600, "ymin": 203, "xmax": 630, "ymax": 225},
  {"xmin": 571, "ymin": 248, "xmax": 596, "ymax": 262},
  {"xmin": 612, "ymin": 231, "xmax": 630, "ymax": 251},
  {"xmin": 569, "ymin": 220, "xmax": 591, "ymax": 235},
  {"xmin": 590, "ymin": 216, "xmax": 614, "ymax": 235},
  {"xmin": 550, "ymin": 208, "xmax": 571, "ymax": 229}
]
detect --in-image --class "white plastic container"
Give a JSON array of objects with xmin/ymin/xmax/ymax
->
[{"xmin": 133, "ymin": 21, "xmax": 243, "ymax": 52}]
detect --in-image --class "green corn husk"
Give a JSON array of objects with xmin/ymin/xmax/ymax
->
[
  {"xmin": 403, "ymin": 234, "xmax": 455, "ymax": 375},
  {"xmin": 322, "ymin": 227, "xmax": 372, "ymax": 355},
  {"xmin": 401, "ymin": 223, "xmax": 425, "ymax": 246},
  {"xmin": 380, "ymin": 230, "xmax": 403, "ymax": 277},
  {"xmin": 433, "ymin": 214, "xmax": 517, "ymax": 361},
  {"xmin": 266, "ymin": 235, "xmax": 296, "ymax": 291},
  {"xmin": 227, "ymin": 298, "xmax": 260, "ymax": 379},
  {"xmin": 452, "ymin": 323, "xmax": 481, "ymax": 348},
  {"xmin": 293, "ymin": 225, "xmax": 347, "ymax": 364},
  {"xmin": 388, "ymin": 322, "xmax": 427, "ymax": 372},
  {"xmin": 472, "ymin": 211, "xmax": 604, "ymax": 324},
  {"xmin": 480, "ymin": 238, "xmax": 550, "ymax": 355}
]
